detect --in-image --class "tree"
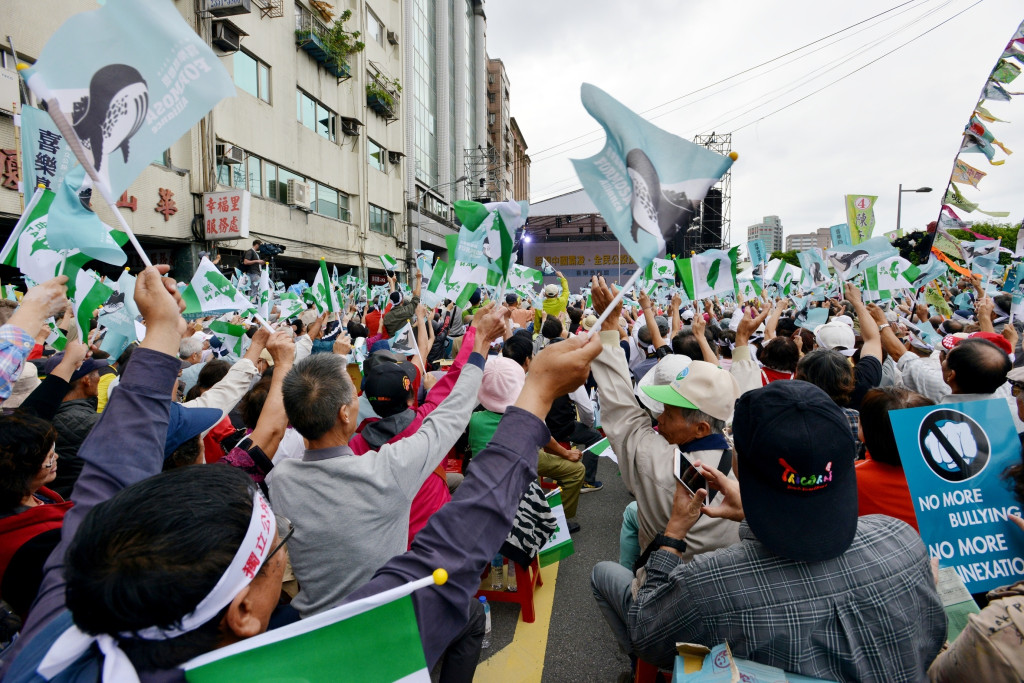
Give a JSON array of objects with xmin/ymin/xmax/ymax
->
[{"xmin": 768, "ymin": 250, "xmax": 800, "ymax": 267}]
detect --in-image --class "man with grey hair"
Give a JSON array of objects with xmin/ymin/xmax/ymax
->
[
  {"xmin": 270, "ymin": 303, "xmax": 509, "ymax": 618},
  {"xmin": 178, "ymin": 335, "xmax": 207, "ymax": 396},
  {"xmin": 587, "ymin": 276, "xmax": 770, "ymax": 657}
]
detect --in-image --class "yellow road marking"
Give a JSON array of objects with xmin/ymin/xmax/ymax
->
[{"xmin": 473, "ymin": 562, "xmax": 559, "ymax": 683}]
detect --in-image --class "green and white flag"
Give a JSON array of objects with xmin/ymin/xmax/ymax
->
[
  {"xmin": 388, "ymin": 321, "xmax": 418, "ymax": 358},
  {"xmin": 0, "ymin": 188, "xmax": 128, "ymax": 286},
  {"xmin": 507, "ymin": 264, "xmax": 542, "ymax": 291},
  {"xmin": 737, "ymin": 277, "xmax": 763, "ymax": 300},
  {"xmin": 276, "ymin": 292, "xmax": 307, "ymax": 321},
  {"xmin": 452, "ymin": 199, "xmax": 528, "ymax": 284},
  {"xmin": 307, "ymin": 260, "xmax": 341, "ymax": 314},
  {"xmin": 181, "ymin": 257, "xmax": 255, "ymax": 319},
  {"xmin": 69, "ymin": 269, "xmax": 114, "ymax": 342},
  {"xmin": 45, "ymin": 318, "xmax": 67, "ymax": 352},
  {"xmin": 765, "ymin": 258, "xmax": 802, "ymax": 295},
  {"xmin": 183, "ymin": 577, "xmax": 436, "ymax": 682},
  {"xmin": 583, "ymin": 437, "xmax": 617, "ymax": 464},
  {"xmin": 539, "ymin": 489, "xmax": 575, "ymax": 567},
  {"xmin": 380, "ymin": 254, "xmax": 399, "ymax": 273},
  {"xmin": 647, "ymin": 257, "xmax": 675, "ymax": 282},
  {"xmin": 541, "ymin": 258, "xmax": 556, "ymax": 275},
  {"xmin": 257, "ymin": 267, "xmax": 271, "ymax": 319},
  {"xmin": 208, "ymin": 321, "xmax": 250, "ymax": 357},
  {"xmin": 675, "ymin": 246, "xmax": 739, "ymax": 301},
  {"xmin": 420, "ymin": 260, "xmax": 449, "ymax": 309}
]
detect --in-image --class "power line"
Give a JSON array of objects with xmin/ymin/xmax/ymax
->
[
  {"xmin": 528, "ymin": 0, "xmax": 979, "ymax": 204},
  {"xmin": 521, "ymin": 0, "xmax": 923, "ymax": 164}
]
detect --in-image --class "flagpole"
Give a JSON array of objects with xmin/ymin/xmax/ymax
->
[
  {"xmin": 588, "ymin": 267, "xmax": 643, "ymax": 338},
  {"xmin": 19, "ymin": 68, "xmax": 152, "ymax": 267}
]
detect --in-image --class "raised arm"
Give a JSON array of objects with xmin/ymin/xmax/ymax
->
[
  {"xmin": 846, "ymin": 283, "xmax": 881, "ymax": 361},
  {"xmin": 346, "ymin": 333, "xmax": 601, "ymax": 669},
  {"xmin": 638, "ymin": 290, "xmax": 667, "ymax": 350},
  {"xmin": 10, "ymin": 266, "xmax": 185, "ymax": 659}
]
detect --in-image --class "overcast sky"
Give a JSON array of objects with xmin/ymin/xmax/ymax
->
[{"xmin": 485, "ymin": 0, "xmax": 1024, "ymax": 248}]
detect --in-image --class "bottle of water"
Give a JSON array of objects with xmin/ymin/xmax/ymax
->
[
  {"xmin": 490, "ymin": 554, "xmax": 504, "ymax": 591},
  {"xmin": 480, "ymin": 596, "xmax": 491, "ymax": 649},
  {"xmin": 506, "ymin": 561, "xmax": 517, "ymax": 592}
]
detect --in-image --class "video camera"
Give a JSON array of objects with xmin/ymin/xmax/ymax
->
[{"xmin": 258, "ymin": 242, "xmax": 286, "ymax": 258}]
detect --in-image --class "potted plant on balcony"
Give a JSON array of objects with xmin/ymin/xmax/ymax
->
[
  {"xmin": 322, "ymin": 10, "xmax": 364, "ymax": 78},
  {"xmin": 366, "ymin": 76, "xmax": 400, "ymax": 118}
]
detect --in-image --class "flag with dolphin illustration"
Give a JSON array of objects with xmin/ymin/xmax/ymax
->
[
  {"xmin": 571, "ymin": 84, "xmax": 735, "ymax": 268},
  {"xmin": 20, "ymin": 0, "xmax": 234, "ymax": 264}
]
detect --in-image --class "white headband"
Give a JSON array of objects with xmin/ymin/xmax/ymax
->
[{"xmin": 37, "ymin": 491, "xmax": 276, "ymax": 682}]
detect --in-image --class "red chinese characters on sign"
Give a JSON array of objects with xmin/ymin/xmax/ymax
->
[
  {"xmin": 0, "ymin": 149, "xmax": 19, "ymax": 191},
  {"xmin": 202, "ymin": 190, "xmax": 251, "ymax": 241},
  {"xmin": 117, "ymin": 191, "xmax": 137, "ymax": 211},
  {"xmin": 155, "ymin": 188, "xmax": 178, "ymax": 222}
]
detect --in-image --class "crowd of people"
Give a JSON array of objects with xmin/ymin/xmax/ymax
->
[{"xmin": 0, "ymin": 260, "xmax": 1021, "ymax": 682}]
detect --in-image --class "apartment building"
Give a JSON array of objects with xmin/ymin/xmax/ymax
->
[{"xmin": 747, "ymin": 215, "xmax": 783, "ymax": 254}]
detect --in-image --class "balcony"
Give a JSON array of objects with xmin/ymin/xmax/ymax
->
[
  {"xmin": 294, "ymin": 5, "xmax": 351, "ymax": 80},
  {"xmin": 366, "ymin": 72, "xmax": 400, "ymax": 123}
]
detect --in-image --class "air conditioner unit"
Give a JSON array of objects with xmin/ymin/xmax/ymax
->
[
  {"xmin": 216, "ymin": 144, "xmax": 244, "ymax": 164},
  {"xmin": 387, "ymin": 30, "xmax": 399, "ymax": 46},
  {"xmin": 340, "ymin": 116, "xmax": 362, "ymax": 137},
  {"xmin": 286, "ymin": 179, "xmax": 311, "ymax": 210},
  {"xmin": 387, "ymin": 151, "xmax": 403, "ymax": 164},
  {"xmin": 212, "ymin": 21, "xmax": 241, "ymax": 51}
]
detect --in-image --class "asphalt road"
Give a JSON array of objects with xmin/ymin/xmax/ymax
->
[{"xmin": 479, "ymin": 456, "xmax": 633, "ymax": 681}]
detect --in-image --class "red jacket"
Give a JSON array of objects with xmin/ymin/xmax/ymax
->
[
  {"xmin": 0, "ymin": 488, "xmax": 72, "ymax": 600},
  {"xmin": 350, "ymin": 327, "xmax": 477, "ymax": 547}
]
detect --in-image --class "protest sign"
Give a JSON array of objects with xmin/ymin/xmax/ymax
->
[{"xmin": 890, "ymin": 398, "xmax": 1024, "ymax": 593}]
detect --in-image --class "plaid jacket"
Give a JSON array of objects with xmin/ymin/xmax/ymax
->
[{"xmin": 630, "ymin": 515, "xmax": 946, "ymax": 682}]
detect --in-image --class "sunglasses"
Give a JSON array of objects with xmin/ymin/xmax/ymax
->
[
  {"xmin": 1010, "ymin": 381, "xmax": 1024, "ymax": 398},
  {"xmin": 265, "ymin": 517, "xmax": 294, "ymax": 566}
]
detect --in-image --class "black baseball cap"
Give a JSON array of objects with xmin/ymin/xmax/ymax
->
[
  {"xmin": 363, "ymin": 361, "xmax": 417, "ymax": 417},
  {"xmin": 732, "ymin": 380, "xmax": 858, "ymax": 563},
  {"xmin": 44, "ymin": 354, "xmax": 110, "ymax": 382}
]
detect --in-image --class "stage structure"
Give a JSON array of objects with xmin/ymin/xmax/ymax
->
[{"xmin": 665, "ymin": 132, "xmax": 732, "ymax": 256}]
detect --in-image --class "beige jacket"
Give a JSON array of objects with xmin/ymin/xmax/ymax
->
[
  {"xmin": 591, "ymin": 331, "xmax": 743, "ymax": 559},
  {"xmin": 928, "ymin": 581, "xmax": 1024, "ymax": 683}
]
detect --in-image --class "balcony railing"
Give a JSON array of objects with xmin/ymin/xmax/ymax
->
[{"xmin": 294, "ymin": 4, "xmax": 350, "ymax": 79}]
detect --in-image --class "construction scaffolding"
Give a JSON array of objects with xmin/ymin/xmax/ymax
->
[
  {"xmin": 463, "ymin": 145, "xmax": 500, "ymax": 203},
  {"xmin": 691, "ymin": 132, "xmax": 732, "ymax": 253}
]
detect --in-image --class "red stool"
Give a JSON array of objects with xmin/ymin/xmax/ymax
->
[
  {"xmin": 474, "ymin": 557, "xmax": 544, "ymax": 623},
  {"xmin": 634, "ymin": 658, "xmax": 663, "ymax": 683}
]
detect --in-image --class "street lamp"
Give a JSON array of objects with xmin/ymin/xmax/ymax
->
[
  {"xmin": 408, "ymin": 175, "xmax": 469, "ymax": 275},
  {"xmin": 896, "ymin": 184, "xmax": 933, "ymax": 235}
]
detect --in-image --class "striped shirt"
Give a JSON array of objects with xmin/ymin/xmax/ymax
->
[{"xmin": 629, "ymin": 515, "xmax": 946, "ymax": 681}]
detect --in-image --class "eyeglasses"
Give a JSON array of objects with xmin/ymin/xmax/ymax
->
[{"xmin": 265, "ymin": 517, "xmax": 294, "ymax": 566}]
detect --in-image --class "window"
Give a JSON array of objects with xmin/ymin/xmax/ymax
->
[
  {"xmin": 296, "ymin": 90, "xmax": 337, "ymax": 142},
  {"xmin": 246, "ymin": 155, "xmax": 262, "ymax": 197},
  {"xmin": 488, "ymin": 113, "xmax": 495, "ymax": 126},
  {"xmin": 315, "ymin": 183, "xmax": 339, "ymax": 219},
  {"xmin": 488, "ymin": 92, "xmax": 495, "ymax": 104},
  {"xmin": 216, "ymin": 154, "xmax": 246, "ymax": 188},
  {"xmin": 276, "ymin": 167, "xmax": 304, "ymax": 204},
  {"xmin": 369, "ymin": 204, "xmax": 394, "ymax": 235},
  {"xmin": 264, "ymin": 162, "xmax": 278, "ymax": 201},
  {"xmin": 488, "ymin": 73, "xmax": 494, "ymax": 85},
  {"xmin": 366, "ymin": 9, "xmax": 383, "ymax": 46},
  {"xmin": 234, "ymin": 50, "xmax": 270, "ymax": 102},
  {"xmin": 367, "ymin": 139, "xmax": 386, "ymax": 172}
]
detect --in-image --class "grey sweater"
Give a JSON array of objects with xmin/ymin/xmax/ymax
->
[{"xmin": 270, "ymin": 353, "xmax": 486, "ymax": 617}]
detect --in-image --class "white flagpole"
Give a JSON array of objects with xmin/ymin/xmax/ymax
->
[
  {"xmin": 588, "ymin": 267, "xmax": 643, "ymax": 339},
  {"xmin": 20, "ymin": 69, "xmax": 152, "ymax": 267}
]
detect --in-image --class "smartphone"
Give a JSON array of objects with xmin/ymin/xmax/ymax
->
[{"xmin": 674, "ymin": 450, "xmax": 718, "ymax": 505}]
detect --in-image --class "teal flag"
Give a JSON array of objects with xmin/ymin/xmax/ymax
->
[
  {"xmin": 572, "ymin": 84, "xmax": 734, "ymax": 266},
  {"xmin": 20, "ymin": 104, "xmax": 75, "ymax": 194},
  {"xmin": 825, "ymin": 236, "xmax": 898, "ymax": 281}
]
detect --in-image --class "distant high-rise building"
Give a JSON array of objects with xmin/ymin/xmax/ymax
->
[
  {"xmin": 747, "ymin": 215, "xmax": 783, "ymax": 253},
  {"xmin": 786, "ymin": 233, "xmax": 819, "ymax": 251}
]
